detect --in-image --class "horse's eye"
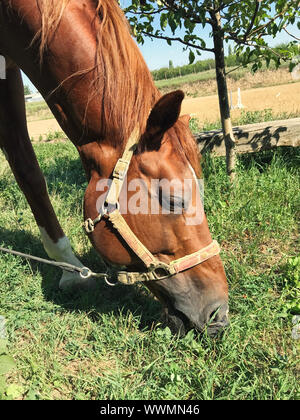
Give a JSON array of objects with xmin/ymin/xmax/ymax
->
[
  {"xmin": 159, "ymin": 189, "xmax": 185, "ymax": 213},
  {"xmin": 169, "ymin": 196, "xmax": 185, "ymax": 211}
]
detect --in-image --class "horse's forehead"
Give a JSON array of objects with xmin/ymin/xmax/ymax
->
[{"xmin": 137, "ymin": 148, "xmax": 188, "ymax": 179}]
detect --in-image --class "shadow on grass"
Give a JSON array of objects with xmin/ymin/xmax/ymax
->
[
  {"xmin": 0, "ymin": 227, "xmax": 161, "ymax": 332},
  {"xmin": 202, "ymin": 146, "xmax": 300, "ymax": 179},
  {"xmin": 237, "ymin": 146, "xmax": 300, "ymax": 172}
]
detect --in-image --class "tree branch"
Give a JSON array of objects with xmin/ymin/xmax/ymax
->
[
  {"xmin": 140, "ymin": 30, "xmax": 215, "ymax": 53},
  {"xmin": 227, "ymin": 9, "xmax": 285, "ymax": 45},
  {"xmin": 216, "ymin": 0, "xmax": 241, "ymax": 13},
  {"xmin": 126, "ymin": 7, "xmax": 169, "ymax": 16},
  {"xmin": 283, "ymin": 26, "xmax": 300, "ymax": 41},
  {"xmin": 160, "ymin": 0, "xmax": 213, "ymax": 25},
  {"xmin": 247, "ymin": 10, "xmax": 287, "ymax": 39},
  {"xmin": 243, "ymin": 0, "xmax": 260, "ymax": 41}
]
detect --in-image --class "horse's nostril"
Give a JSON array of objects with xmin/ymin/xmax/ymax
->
[
  {"xmin": 208, "ymin": 308, "xmax": 221, "ymax": 323},
  {"xmin": 206, "ymin": 302, "xmax": 229, "ymax": 325}
]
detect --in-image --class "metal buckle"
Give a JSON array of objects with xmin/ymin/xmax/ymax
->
[
  {"xmin": 113, "ymin": 159, "xmax": 129, "ymax": 180},
  {"xmin": 116, "ymin": 263, "xmax": 177, "ymax": 285},
  {"xmin": 149, "ymin": 262, "xmax": 176, "ymax": 281},
  {"xmin": 117, "ymin": 271, "xmax": 135, "ymax": 285},
  {"xmin": 101, "ymin": 201, "xmax": 120, "ymax": 216},
  {"xmin": 84, "ymin": 218, "xmax": 95, "ymax": 234}
]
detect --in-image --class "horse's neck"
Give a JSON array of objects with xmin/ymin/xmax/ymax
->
[{"xmin": 2, "ymin": 0, "xmax": 158, "ymax": 149}]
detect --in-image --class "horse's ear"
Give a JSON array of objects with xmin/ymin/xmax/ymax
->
[
  {"xmin": 141, "ymin": 90, "xmax": 185, "ymax": 151},
  {"xmin": 180, "ymin": 114, "xmax": 191, "ymax": 125}
]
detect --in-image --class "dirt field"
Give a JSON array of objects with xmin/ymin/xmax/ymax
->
[
  {"xmin": 27, "ymin": 80, "xmax": 300, "ymax": 140},
  {"xmin": 159, "ymin": 67, "xmax": 295, "ymax": 96},
  {"xmin": 181, "ymin": 80, "xmax": 300, "ymax": 124},
  {"xmin": 28, "ymin": 119, "xmax": 62, "ymax": 140}
]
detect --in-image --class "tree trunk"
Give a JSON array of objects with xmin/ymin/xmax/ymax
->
[{"xmin": 211, "ymin": 10, "xmax": 236, "ymax": 181}]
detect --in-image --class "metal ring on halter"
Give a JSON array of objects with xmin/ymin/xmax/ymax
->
[
  {"xmin": 102, "ymin": 201, "xmax": 120, "ymax": 214},
  {"xmin": 79, "ymin": 267, "xmax": 93, "ymax": 279},
  {"xmin": 94, "ymin": 265, "xmax": 118, "ymax": 287},
  {"xmin": 104, "ymin": 275, "xmax": 119, "ymax": 287}
]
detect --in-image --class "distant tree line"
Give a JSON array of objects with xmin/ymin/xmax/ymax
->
[
  {"xmin": 151, "ymin": 42, "xmax": 299, "ymax": 81},
  {"xmin": 151, "ymin": 58, "xmax": 216, "ymax": 80}
]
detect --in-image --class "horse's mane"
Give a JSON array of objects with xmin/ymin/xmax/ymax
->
[
  {"xmin": 34, "ymin": 0, "xmax": 70, "ymax": 61},
  {"xmin": 33, "ymin": 0, "xmax": 200, "ymax": 171},
  {"xmin": 34, "ymin": 0, "xmax": 160, "ymax": 145}
]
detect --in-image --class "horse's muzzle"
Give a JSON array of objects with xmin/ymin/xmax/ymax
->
[
  {"xmin": 163, "ymin": 301, "xmax": 229, "ymax": 338},
  {"xmin": 199, "ymin": 301, "xmax": 229, "ymax": 337}
]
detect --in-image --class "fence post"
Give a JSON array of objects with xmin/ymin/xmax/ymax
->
[
  {"xmin": 230, "ymin": 90, "xmax": 235, "ymax": 110},
  {"xmin": 236, "ymin": 87, "xmax": 244, "ymax": 109}
]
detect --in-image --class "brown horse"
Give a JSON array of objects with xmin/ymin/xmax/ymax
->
[{"xmin": 0, "ymin": 0, "xmax": 228, "ymax": 336}]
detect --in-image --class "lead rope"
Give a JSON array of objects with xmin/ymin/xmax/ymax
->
[{"xmin": 0, "ymin": 246, "xmax": 112, "ymax": 283}]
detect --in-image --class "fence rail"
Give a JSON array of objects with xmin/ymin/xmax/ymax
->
[{"xmin": 196, "ymin": 118, "xmax": 300, "ymax": 156}]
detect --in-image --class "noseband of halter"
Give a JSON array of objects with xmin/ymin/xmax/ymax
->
[{"xmin": 84, "ymin": 127, "xmax": 220, "ymax": 285}]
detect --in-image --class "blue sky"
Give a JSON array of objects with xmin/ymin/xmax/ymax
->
[
  {"xmin": 134, "ymin": 26, "xmax": 297, "ymax": 70},
  {"xmin": 22, "ymin": 2, "xmax": 299, "ymax": 92}
]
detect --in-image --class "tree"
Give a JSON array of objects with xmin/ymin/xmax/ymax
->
[
  {"xmin": 124, "ymin": 0, "xmax": 300, "ymax": 181},
  {"xmin": 24, "ymin": 85, "xmax": 32, "ymax": 95}
]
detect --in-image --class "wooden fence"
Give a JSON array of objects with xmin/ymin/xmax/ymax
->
[{"xmin": 196, "ymin": 118, "xmax": 300, "ymax": 156}]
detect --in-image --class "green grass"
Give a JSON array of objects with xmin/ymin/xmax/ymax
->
[
  {"xmin": 26, "ymin": 101, "xmax": 53, "ymax": 121},
  {"xmin": 155, "ymin": 68, "xmax": 217, "ymax": 90},
  {"xmin": 0, "ymin": 142, "xmax": 299, "ymax": 400},
  {"xmin": 154, "ymin": 66, "xmax": 251, "ymax": 91}
]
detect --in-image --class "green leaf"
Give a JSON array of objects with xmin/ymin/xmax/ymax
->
[
  {"xmin": 168, "ymin": 14, "xmax": 177, "ymax": 34},
  {"xmin": 6, "ymin": 384, "xmax": 24, "ymax": 399},
  {"xmin": 25, "ymin": 389, "xmax": 40, "ymax": 400},
  {"xmin": 291, "ymin": 303, "xmax": 300, "ymax": 315},
  {"xmin": 0, "ymin": 354, "xmax": 16, "ymax": 375},
  {"xmin": 0, "ymin": 375, "xmax": 6, "ymax": 397},
  {"xmin": 0, "ymin": 339, "xmax": 8, "ymax": 354},
  {"xmin": 160, "ymin": 13, "xmax": 168, "ymax": 30},
  {"xmin": 189, "ymin": 50, "xmax": 195, "ymax": 64}
]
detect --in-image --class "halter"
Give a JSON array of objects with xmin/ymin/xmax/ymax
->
[{"xmin": 84, "ymin": 127, "xmax": 220, "ymax": 285}]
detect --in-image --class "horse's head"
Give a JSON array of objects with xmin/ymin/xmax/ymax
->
[{"xmin": 82, "ymin": 90, "xmax": 229, "ymax": 337}]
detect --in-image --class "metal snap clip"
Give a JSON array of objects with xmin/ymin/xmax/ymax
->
[{"xmin": 80, "ymin": 267, "xmax": 93, "ymax": 279}]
